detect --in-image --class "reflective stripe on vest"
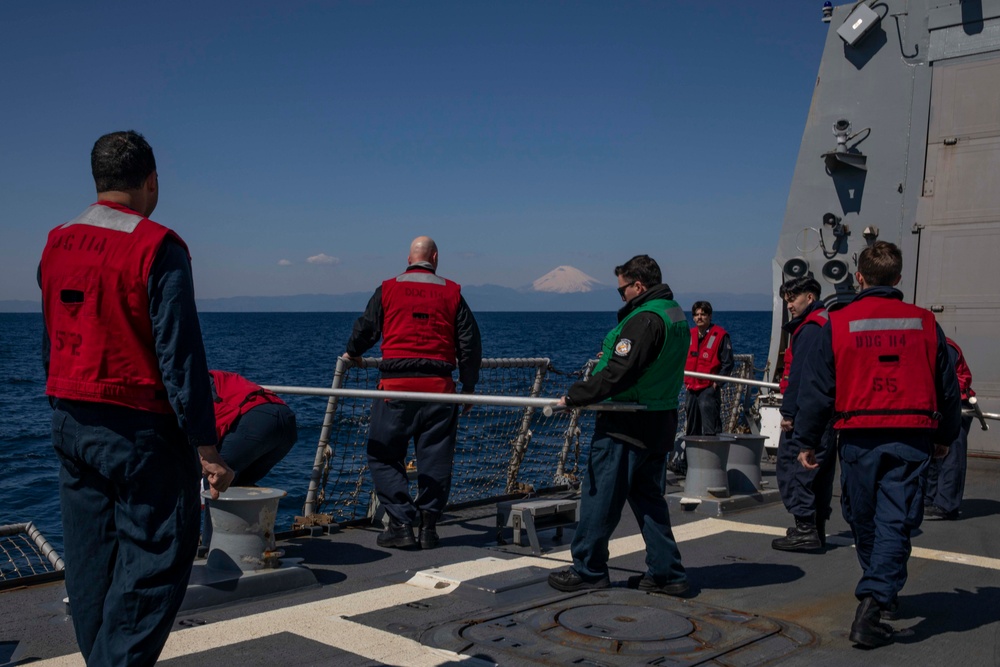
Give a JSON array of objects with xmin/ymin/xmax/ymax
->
[
  {"xmin": 831, "ymin": 297, "xmax": 939, "ymax": 430},
  {"xmin": 684, "ymin": 324, "xmax": 727, "ymax": 391},
  {"xmin": 380, "ymin": 269, "xmax": 461, "ymax": 366},
  {"xmin": 41, "ymin": 202, "xmax": 186, "ymax": 414}
]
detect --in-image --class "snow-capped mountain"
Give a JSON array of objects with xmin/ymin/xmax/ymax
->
[{"xmin": 531, "ymin": 266, "xmax": 603, "ymax": 293}]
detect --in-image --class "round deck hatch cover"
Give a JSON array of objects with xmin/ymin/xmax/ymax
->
[{"xmin": 556, "ymin": 604, "xmax": 694, "ymax": 641}]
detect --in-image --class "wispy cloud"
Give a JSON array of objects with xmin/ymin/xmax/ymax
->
[
  {"xmin": 306, "ymin": 253, "xmax": 340, "ymax": 265},
  {"xmin": 277, "ymin": 259, "xmax": 292, "ymax": 266}
]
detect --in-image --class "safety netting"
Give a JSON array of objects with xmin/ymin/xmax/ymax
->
[
  {"xmin": 0, "ymin": 523, "xmax": 64, "ymax": 588},
  {"xmin": 309, "ymin": 355, "xmax": 756, "ymax": 524}
]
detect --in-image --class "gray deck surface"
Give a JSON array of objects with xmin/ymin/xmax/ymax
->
[{"xmin": 2, "ymin": 457, "xmax": 999, "ymax": 666}]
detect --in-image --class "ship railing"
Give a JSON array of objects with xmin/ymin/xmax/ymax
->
[
  {"xmin": 262, "ymin": 354, "xmax": 758, "ymax": 525},
  {"xmin": 0, "ymin": 522, "xmax": 65, "ymax": 591}
]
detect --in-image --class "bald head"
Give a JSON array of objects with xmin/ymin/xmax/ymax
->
[{"xmin": 408, "ymin": 236, "xmax": 439, "ymax": 268}]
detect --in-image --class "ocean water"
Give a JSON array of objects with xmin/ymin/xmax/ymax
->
[{"xmin": 0, "ymin": 310, "xmax": 770, "ymax": 551}]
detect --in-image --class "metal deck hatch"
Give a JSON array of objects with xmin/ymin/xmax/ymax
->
[{"xmin": 407, "ymin": 589, "xmax": 815, "ymax": 666}]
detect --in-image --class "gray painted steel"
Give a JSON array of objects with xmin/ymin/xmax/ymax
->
[{"xmin": 769, "ymin": 0, "xmax": 1000, "ymax": 455}]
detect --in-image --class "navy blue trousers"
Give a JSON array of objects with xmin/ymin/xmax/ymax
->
[
  {"xmin": 684, "ymin": 386, "xmax": 721, "ymax": 436},
  {"xmin": 52, "ymin": 400, "xmax": 201, "ymax": 667},
  {"xmin": 572, "ymin": 413, "xmax": 686, "ymax": 584},
  {"xmin": 924, "ymin": 415, "xmax": 972, "ymax": 514},
  {"xmin": 776, "ymin": 426, "xmax": 837, "ymax": 522},
  {"xmin": 367, "ymin": 399, "xmax": 458, "ymax": 524},
  {"xmin": 219, "ymin": 402, "xmax": 297, "ymax": 487},
  {"xmin": 839, "ymin": 432, "xmax": 931, "ymax": 606}
]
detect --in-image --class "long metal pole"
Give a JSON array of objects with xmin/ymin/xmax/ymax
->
[
  {"xmin": 300, "ymin": 357, "xmax": 349, "ymax": 517},
  {"xmin": 683, "ymin": 370, "xmax": 779, "ymax": 390},
  {"xmin": 261, "ymin": 384, "xmax": 644, "ymax": 412}
]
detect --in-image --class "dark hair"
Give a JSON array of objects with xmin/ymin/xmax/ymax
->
[
  {"xmin": 614, "ymin": 255, "xmax": 661, "ymax": 287},
  {"xmin": 91, "ymin": 130, "xmax": 156, "ymax": 192},
  {"xmin": 857, "ymin": 241, "xmax": 902, "ymax": 286},
  {"xmin": 692, "ymin": 301, "xmax": 713, "ymax": 317},
  {"xmin": 779, "ymin": 276, "xmax": 822, "ymax": 301}
]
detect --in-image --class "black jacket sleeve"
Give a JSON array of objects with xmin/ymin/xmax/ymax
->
[
  {"xmin": 455, "ymin": 295, "xmax": 482, "ymax": 393},
  {"xmin": 788, "ymin": 322, "xmax": 836, "ymax": 453},
  {"xmin": 716, "ymin": 333, "xmax": 734, "ymax": 382},
  {"xmin": 148, "ymin": 240, "xmax": 217, "ymax": 447},
  {"xmin": 934, "ymin": 324, "xmax": 962, "ymax": 446},
  {"xmin": 566, "ymin": 312, "xmax": 665, "ymax": 407},
  {"xmin": 346, "ymin": 287, "xmax": 384, "ymax": 356},
  {"xmin": 780, "ymin": 322, "xmax": 824, "ymax": 421}
]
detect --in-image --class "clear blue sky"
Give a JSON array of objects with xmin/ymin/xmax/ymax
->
[{"xmin": 1, "ymin": 1, "xmax": 829, "ymax": 301}]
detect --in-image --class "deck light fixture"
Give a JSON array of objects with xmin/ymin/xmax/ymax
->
[{"xmin": 823, "ymin": 119, "xmax": 868, "ymax": 172}]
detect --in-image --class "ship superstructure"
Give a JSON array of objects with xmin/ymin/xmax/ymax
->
[{"xmin": 768, "ymin": 0, "xmax": 1000, "ymax": 455}]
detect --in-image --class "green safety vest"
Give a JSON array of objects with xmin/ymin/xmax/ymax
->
[{"xmin": 592, "ymin": 298, "xmax": 689, "ymax": 410}]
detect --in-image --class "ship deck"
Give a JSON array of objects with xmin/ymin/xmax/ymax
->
[{"xmin": 3, "ymin": 456, "xmax": 999, "ymax": 666}]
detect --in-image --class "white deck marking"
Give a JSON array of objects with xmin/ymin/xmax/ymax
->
[
  {"xmin": 31, "ymin": 516, "xmax": 1000, "ymax": 665},
  {"xmin": 699, "ymin": 518, "xmax": 1000, "ymax": 570},
  {"xmin": 909, "ymin": 546, "xmax": 1000, "ymax": 570}
]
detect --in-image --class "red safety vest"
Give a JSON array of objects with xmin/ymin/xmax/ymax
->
[
  {"xmin": 380, "ymin": 269, "xmax": 461, "ymax": 364},
  {"xmin": 779, "ymin": 307, "xmax": 829, "ymax": 393},
  {"xmin": 684, "ymin": 324, "xmax": 728, "ymax": 391},
  {"xmin": 41, "ymin": 202, "xmax": 186, "ymax": 414},
  {"xmin": 945, "ymin": 338, "xmax": 975, "ymax": 401},
  {"xmin": 209, "ymin": 370, "xmax": 286, "ymax": 441},
  {"xmin": 830, "ymin": 296, "xmax": 940, "ymax": 429}
]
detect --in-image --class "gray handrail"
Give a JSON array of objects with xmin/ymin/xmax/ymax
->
[
  {"xmin": 685, "ymin": 370, "xmax": 780, "ymax": 390},
  {"xmin": 274, "ymin": 356, "xmax": 646, "ymax": 518},
  {"xmin": 261, "ymin": 384, "xmax": 644, "ymax": 411}
]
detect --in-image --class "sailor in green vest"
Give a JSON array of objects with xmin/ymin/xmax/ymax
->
[{"xmin": 548, "ymin": 255, "xmax": 692, "ymax": 595}]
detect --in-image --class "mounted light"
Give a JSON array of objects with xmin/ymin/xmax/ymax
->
[
  {"xmin": 822, "ymin": 259, "xmax": 850, "ymax": 284},
  {"xmin": 782, "ymin": 257, "xmax": 810, "ymax": 279},
  {"xmin": 822, "ymin": 119, "xmax": 868, "ymax": 172},
  {"xmin": 822, "ymin": 1, "xmax": 833, "ymax": 23}
]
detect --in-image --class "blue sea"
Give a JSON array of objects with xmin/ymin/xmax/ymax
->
[{"xmin": 0, "ymin": 311, "xmax": 771, "ymax": 551}]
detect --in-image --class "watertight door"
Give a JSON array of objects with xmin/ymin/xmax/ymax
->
[{"xmin": 915, "ymin": 55, "xmax": 1000, "ymax": 454}]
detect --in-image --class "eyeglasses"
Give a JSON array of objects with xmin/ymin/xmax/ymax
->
[{"xmin": 617, "ymin": 281, "xmax": 637, "ymax": 300}]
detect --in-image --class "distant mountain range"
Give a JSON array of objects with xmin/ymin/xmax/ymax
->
[
  {"xmin": 2, "ymin": 265, "xmax": 771, "ymax": 313},
  {"xmin": 1, "ymin": 286, "xmax": 770, "ymax": 313}
]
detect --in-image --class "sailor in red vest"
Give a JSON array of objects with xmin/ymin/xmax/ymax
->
[
  {"xmin": 923, "ymin": 339, "xmax": 975, "ymax": 520},
  {"xmin": 39, "ymin": 131, "xmax": 234, "ymax": 665},
  {"xmin": 771, "ymin": 276, "xmax": 836, "ymax": 552},
  {"xmin": 794, "ymin": 241, "xmax": 961, "ymax": 648},
  {"xmin": 209, "ymin": 370, "xmax": 297, "ymax": 487},
  {"xmin": 669, "ymin": 301, "xmax": 733, "ymax": 473},
  {"xmin": 344, "ymin": 236, "xmax": 482, "ymax": 550}
]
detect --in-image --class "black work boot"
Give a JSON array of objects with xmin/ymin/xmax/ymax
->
[
  {"xmin": 418, "ymin": 511, "xmax": 439, "ymax": 549},
  {"xmin": 547, "ymin": 568, "xmax": 611, "ymax": 592},
  {"xmin": 880, "ymin": 597, "xmax": 900, "ymax": 621},
  {"xmin": 377, "ymin": 518, "xmax": 417, "ymax": 549},
  {"xmin": 665, "ymin": 453, "xmax": 687, "ymax": 477},
  {"xmin": 626, "ymin": 574, "xmax": 691, "ymax": 597},
  {"xmin": 771, "ymin": 517, "xmax": 822, "ymax": 552},
  {"xmin": 850, "ymin": 597, "xmax": 894, "ymax": 648},
  {"xmin": 816, "ymin": 514, "xmax": 827, "ymax": 548}
]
